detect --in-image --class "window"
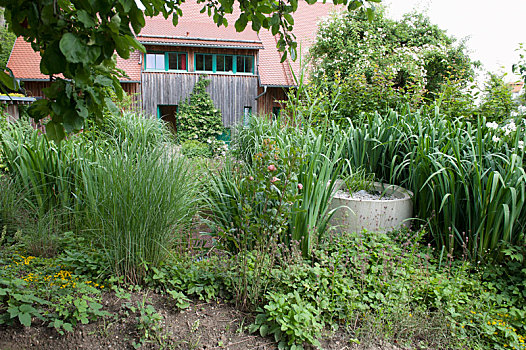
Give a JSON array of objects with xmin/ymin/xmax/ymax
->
[
  {"xmin": 236, "ymin": 55, "xmax": 253, "ymax": 73},
  {"xmin": 145, "ymin": 53, "xmax": 165, "ymax": 70},
  {"xmin": 243, "ymin": 106, "xmax": 252, "ymax": 126},
  {"xmin": 168, "ymin": 52, "xmax": 187, "ymax": 71},
  {"xmin": 196, "ymin": 53, "xmax": 213, "ymax": 71},
  {"xmin": 194, "ymin": 53, "xmax": 254, "ymax": 74},
  {"xmin": 216, "ymin": 55, "xmax": 233, "ymax": 73},
  {"xmin": 272, "ymin": 107, "xmax": 281, "ymax": 118},
  {"xmin": 145, "ymin": 52, "xmax": 187, "ymax": 71}
]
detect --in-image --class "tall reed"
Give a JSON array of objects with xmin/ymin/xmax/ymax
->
[
  {"xmin": 342, "ymin": 109, "xmax": 526, "ymax": 260},
  {"xmin": 0, "ymin": 123, "xmax": 87, "ymax": 218}
]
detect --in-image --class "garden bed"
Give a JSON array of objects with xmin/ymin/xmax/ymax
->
[{"xmin": 0, "ymin": 290, "xmax": 407, "ymax": 350}]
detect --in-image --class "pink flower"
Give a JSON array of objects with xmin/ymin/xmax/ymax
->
[
  {"xmin": 297, "ymin": 183, "xmax": 303, "ymax": 190},
  {"xmin": 267, "ymin": 164, "xmax": 277, "ymax": 172},
  {"xmin": 248, "ymin": 176, "xmax": 254, "ymax": 181},
  {"xmin": 270, "ymin": 176, "xmax": 279, "ymax": 183}
]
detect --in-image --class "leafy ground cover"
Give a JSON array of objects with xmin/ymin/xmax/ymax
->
[{"xmin": 0, "ymin": 226, "xmax": 524, "ymax": 349}]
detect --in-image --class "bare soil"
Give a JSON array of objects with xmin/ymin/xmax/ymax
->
[{"xmin": 0, "ymin": 291, "xmax": 405, "ymax": 350}]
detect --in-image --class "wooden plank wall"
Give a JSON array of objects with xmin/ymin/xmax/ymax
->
[
  {"xmin": 23, "ymin": 81, "xmax": 50, "ymax": 97},
  {"xmin": 257, "ymin": 86, "xmax": 289, "ymax": 116},
  {"xmin": 141, "ymin": 72, "xmax": 258, "ymax": 127}
]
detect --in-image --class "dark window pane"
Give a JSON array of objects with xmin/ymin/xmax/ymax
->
[
  {"xmin": 196, "ymin": 54, "xmax": 204, "ymax": 71},
  {"xmin": 217, "ymin": 55, "xmax": 233, "ymax": 72},
  {"xmin": 217, "ymin": 55, "xmax": 224, "ymax": 71},
  {"xmin": 244, "ymin": 56, "xmax": 252, "ymax": 73},
  {"xmin": 236, "ymin": 56, "xmax": 244, "ymax": 73},
  {"xmin": 205, "ymin": 55, "xmax": 213, "ymax": 71},
  {"xmin": 225, "ymin": 56, "xmax": 233, "ymax": 72},
  {"xmin": 168, "ymin": 53, "xmax": 178, "ymax": 70}
]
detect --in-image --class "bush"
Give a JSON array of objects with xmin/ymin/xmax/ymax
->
[
  {"xmin": 181, "ymin": 140, "xmax": 211, "ymax": 158},
  {"xmin": 176, "ymin": 76, "xmax": 223, "ymax": 143}
]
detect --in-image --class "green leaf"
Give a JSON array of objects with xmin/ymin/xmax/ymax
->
[
  {"xmin": 59, "ymin": 33, "xmax": 100, "ymax": 64},
  {"xmin": 41, "ymin": 42, "xmax": 67, "ymax": 75},
  {"xmin": 283, "ymin": 14, "xmax": 294, "ymax": 25},
  {"xmin": 126, "ymin": 35, "xmax": 146, "ymax": 53},
  {"xmin": 46, "ymin": 120, "xmax": 66, "ymax": 142},
  {"xmin": 77, "ymin": 10, "xmax": 96, "ymax": 28},
  {"xmin": 348, "ymin": 0, "xmax": 362, "ymax": 10},
  {"xmin": 130, "ymin": 6, "xmax": 145, "ymax": 33},
  {"xmin": 366, "ymin": 7, "xmax": 374, "ymax": 22},
  {"xmin": 109, "ymin": 13, "xmax": 122, "ymax": 33},
  {"xmin": 260, "ymin": 324, "xmax": 269, "ymax": 337},
  {"xmin": 118, "ymin": 0, "xmax": 134, "ymax": 12},
  {"xmin": 28, "ymin": 99, "xmax": 51, "ymax": 121},
  {"xmin": 18, "ymin": 313, "xmax": 31, "ymax": 327},
  {"xmin": 251, "ymin": 16, "xmax": 261, "ymax": 32},
  {"xmin": 258, "ymin": 5, "xmax": 273, "ymax": 14},
  {"xmin": 0, "ymin": 70, "xmax": 18, "ymax": 91},
  {"xmin": 113, "ymin": 34, "xmax": 131, "ymax": 59},
  {"xmin": 235, "ymin": 14, "xmax": 248, "ymax": 32}
]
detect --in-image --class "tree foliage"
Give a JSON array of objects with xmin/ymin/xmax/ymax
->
[
  {"xmin": 0, "ymin": 9, "xmax": 15, "ymax": 70},
  {"xmin": 0, "ymin": 0, "xmax": 379, "ymax": 140},
  {"xmin": 479, "ymin": 73, "xmax": 519, "ymax": 122},
  {"xmin": 309, "ymin": 8, "xmax": 475, "ymax": 117}
]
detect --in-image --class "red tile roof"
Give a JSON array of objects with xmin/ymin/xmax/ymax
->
[
  {"xmin": 7, "ymin": 38, "xmax": 50, "ymax": 80},
  {"xmin": 258, "ymin": 2, "xmax": 339, "ymax": 86},
  {"xmin": 509, "ymin": 81, "xmax": 524, "ymax": 94},
  {"xmin": 116, "ymin": 50, "xmax": 141, "ymax": 81},
  {"xmin": 7, "ymin": 1, "xmax": 337, "ymax": 87},
  {"xmin": 7, "ymin": 38, "xmax": 141, "ymax": 82},
  {"xmin": 139, "ymin": 37, "xmax": 262, "ymax": 49},
  {"xmin": 138, "ymin": 2, "xmax": 262, "ymax": 48}
]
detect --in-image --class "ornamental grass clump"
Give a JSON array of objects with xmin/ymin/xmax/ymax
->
[{"xmin": 81, "ymin": 140, "xmax": 199, "ymax": 284}]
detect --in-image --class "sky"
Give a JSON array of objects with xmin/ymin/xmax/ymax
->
[{"xmin": 383, "ymin": 0, "xmax": 526, "ymax": 82}]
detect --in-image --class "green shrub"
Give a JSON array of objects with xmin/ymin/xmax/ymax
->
[
  {"xmin": 177, "ymin": 76, "xmax": 223, "ymax": 143},
  {"xmin": 181, "ymin": 140, "xmax": 211, "ymax": 158},
  {"xmin": 210, "ymin": 116, "xmax": 347, "ymax": 258}
]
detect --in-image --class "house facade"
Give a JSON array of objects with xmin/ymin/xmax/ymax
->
[{"xmin": 6, "ymin": 1, "xmax": 337, "ymax": 130}]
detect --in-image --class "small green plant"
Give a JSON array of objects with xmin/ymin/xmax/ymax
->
[
  {"xmin": 131, "ymin": 297, "xmax": 165, "ymax": 349},
  {"xmin": 251, "ymin": 291, "xmax": 323, "ymax": 349},
  {"xmin": 0, "ymin": 251, "xmax": 110, "ymax": 333},
  {"xmin": 181, "ymin": 140, "xmax": 212, "ymax": 158},
  {"xmin": 343, "ymin": 166, "xmax": 376, "ymax": 194}
]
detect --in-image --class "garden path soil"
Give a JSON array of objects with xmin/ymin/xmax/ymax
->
[{"xmin": 0, "ymin": 291, "xmax": 405, "ymax": 350}]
